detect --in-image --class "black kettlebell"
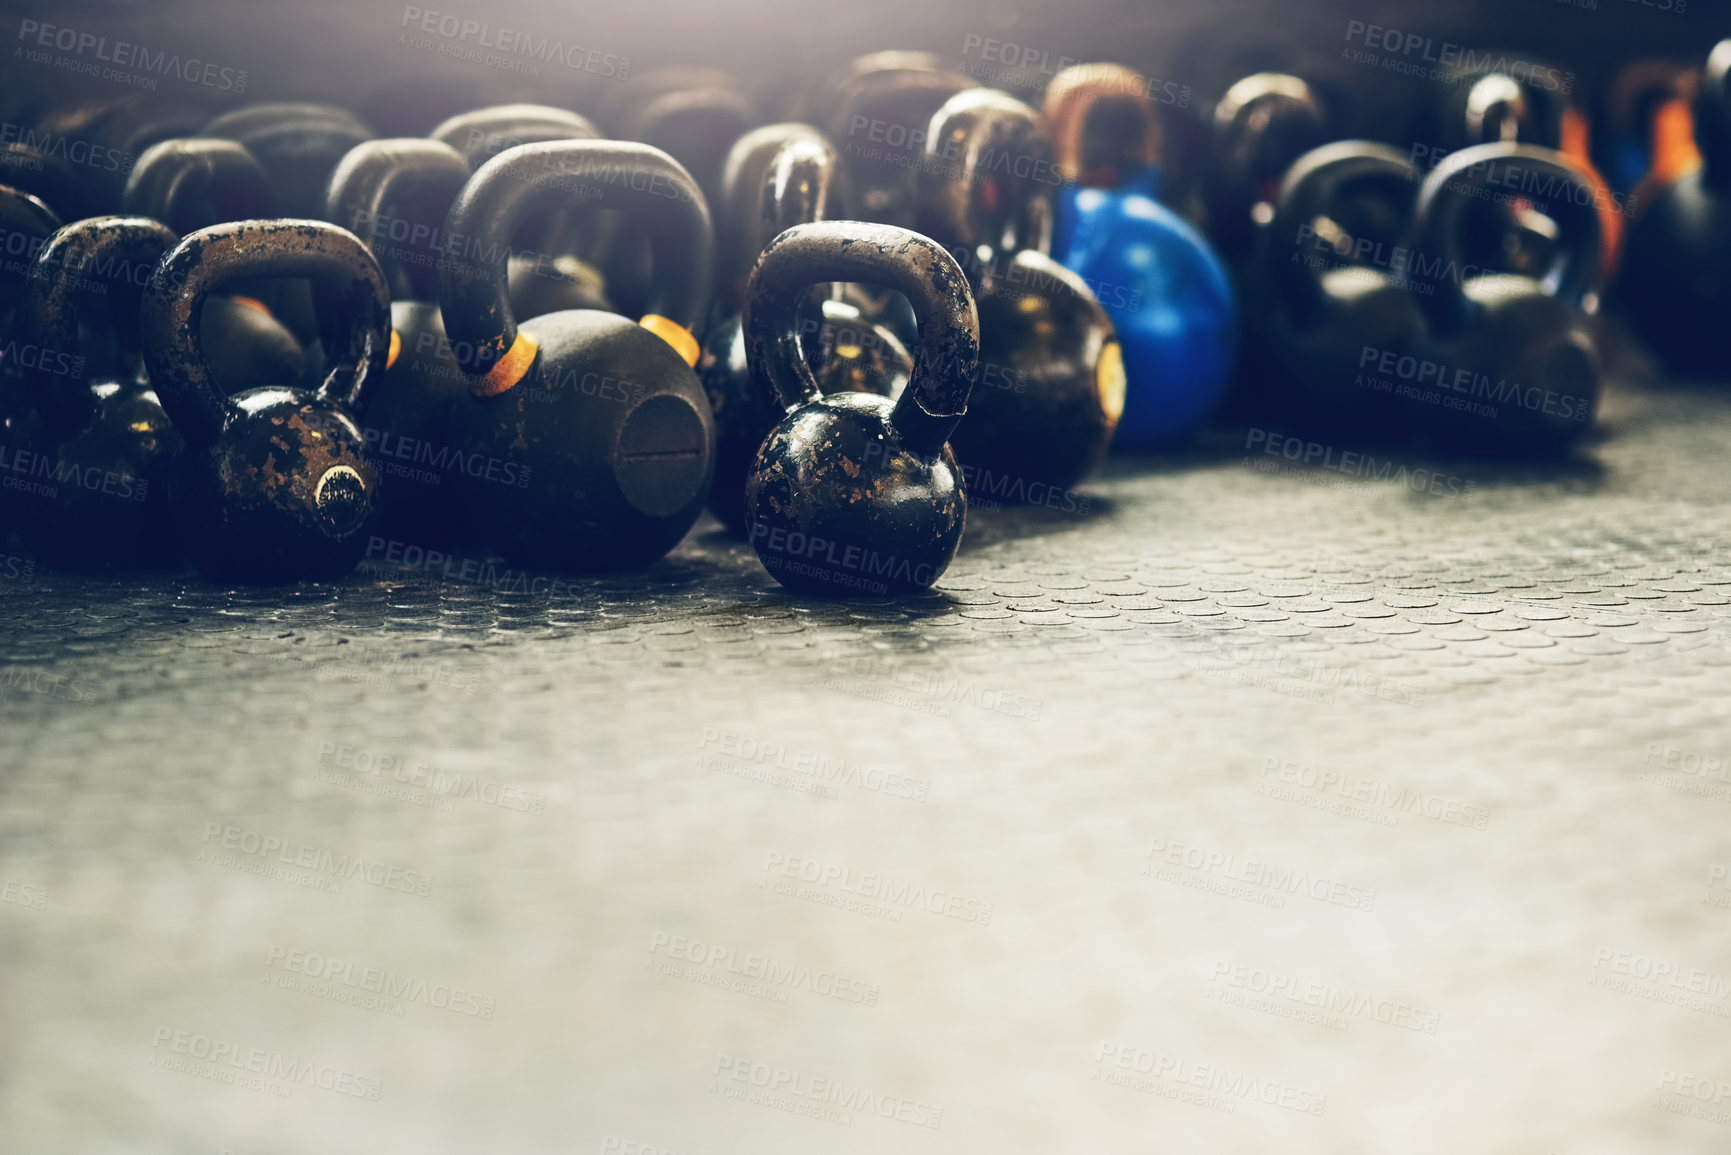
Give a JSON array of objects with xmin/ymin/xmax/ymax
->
[
  {"xmin": 429, "ymin": 104, "xmax": 613, "ymax": 319},
  {"xmin": 0, "ymin": 142, "xmax": 109, "ymax": 223},
  {"xmin": 202, "ymin": 103, "xmax": 372, "ymax": 218},
  {"xmin": 122, "ymin": 138, "xmax": 309, "ymax": 393},
  {"xmin": 1206, "ymin": 73, "xmax": 1330, "ymax": 261},
  {"xmin": 606, "ymin": 81, "xmax": 757, "ymax": 320},
  {"xmin": 201, "ymin": 105, "xmax": 373, "ymax": 348},
  {"xmin": 700, "ymin": 124, "xmax": 915, "ymax": 536},
  {"xmin": 826, "ymin": 58, "xmax": 973, "ymax": 230},
  {"xmin": 439, "ymin": 141, "xmax": 715, "ymax": 570},
  {"xmin": 1405, "ymin": 142, "xmax": 1603, "ymax": 456},
  {"xmin": 32, "ymin": 94, "xmax": 207, "ymax": 211},
  {"xmin": 1621, "ymin": 40, "xmax": 1731, "ymax": 379},
  {"xmin": 1247, "ymin": 141, "xmax": 1426, "ymax": 441},
  {"xmin": 744, "ymin": 222, "xmax": 978, "ymax": 596},
  {"xmin": 140, "ymin": 220, "xmax": 392, "ymax": 581},
  {"xmin": 0, "ymin": 184, "xmax": 59, "ymax": 339},
  {"xmin": 1434, "ymin": 59, "xmax": 1623, "ymax": 280},
  {"xmin": 8, "ymin": 217, "xmax": 184, "ymax": 568},
  {"xmin": 915, "ymin": 88, "xmax": 1121, "ymax": 496},
  {"xmin": 324, "ymin": 137, "xmax": 473, "ymax": 543},
  {"xmin": 0, "ymin": 186, "xmax": 62, "ymax": 534}
]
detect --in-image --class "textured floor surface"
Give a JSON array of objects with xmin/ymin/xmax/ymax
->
[{"xmin": 3, "ymin": 350, "xmax": 1731, "ymax": 1154}]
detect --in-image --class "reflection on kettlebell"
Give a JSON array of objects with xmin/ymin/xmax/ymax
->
[
  {"xmin": 744, "ymin": 222, "xmax": 979, "ymax": 597},
  {"xmin": 141, "ymin": 220, "xmax": 392, "ymax": 581},
  {"xmin": 122, "ymin": 138, "xmax": 309, "ymax": 395},
  {"xmin": 1621, "ymin": 40, "xmax": 1731, "ymax": 379},
  {"xmin": 1247, "ymin": 142, "xmax": 1425, "ymax": 441},
  {"xmin": 1406, "ymin": 142, "xmax": 1603, "ymax": 456},
  {"xmin": 439, "ymin": 140, "xmax": 716, "ymax": 570},
  {"xmin": 915, "ymin": 88, "xmax": 1122, "ymax": 497},
  {"xmin": 1047, "ymin": 63, "xmax": 1239, "ymax": 448},
  {"xmin": 700, "ymin": 124, "xmax": 914, "ymax": 536},
  {"xmin": 324, "ymin": 137, "xmax": 474, "ymax": 544},
  {"xmin": 9, "ymin": 217, "xmax": 184, "ymax": 568}
]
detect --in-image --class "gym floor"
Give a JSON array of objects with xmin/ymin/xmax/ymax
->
[{"xmin": 1, "ymin": 327, "xmax": 1726, "ymax": 1153}]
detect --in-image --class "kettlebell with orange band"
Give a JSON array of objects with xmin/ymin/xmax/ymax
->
[
  {"xmin": 439, "ymin": 140, "xmax": 715, "ymax": 570},
  {"xmin": 428, "ymin": 104, "xmax": 614, "ymax": 319},
  {"xmin": 323, "ymin": 137, "xmax": 475, "ymax": 543},
  {"xmin": 141, "ymin": 220, "xmax": 393, "ymax": 581},
  {"xmin": 1621, "ymin": 40, "xmax": 1731, "ymax": 379}
]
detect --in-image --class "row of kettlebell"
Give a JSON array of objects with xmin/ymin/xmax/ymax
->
[
  {"xmin": 1197, "ymin": 39, "xmax": 1731, "ymax": 383},
  {"xmin": 0, "ymin": 115, "xmax": 1000, "ymax": 595}
]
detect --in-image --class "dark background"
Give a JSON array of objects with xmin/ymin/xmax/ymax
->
[{"xmin": 0, "ymin": 0, "xmax": 1718, "ymax": 135}]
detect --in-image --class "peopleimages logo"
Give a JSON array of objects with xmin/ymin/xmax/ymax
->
[
  {"xmin": 397, "ymin": 7, "xmax": 629, "ymax": 79},
  {"xmin": 16, "ymin": 20, "xmax": 249, "ymax": 92},
  {"xmin": 1341, "ymin": 22, "xmax": 1574, "ymax": 95}
]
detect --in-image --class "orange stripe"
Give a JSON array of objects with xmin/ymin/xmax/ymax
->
[
  {"xmin": 386, "ymin": 329, "xmax": 401, "ymax": 371},
  {"xmin": 231, "ymin": 295, "xmax": 272, "ymax": 317},
  {"xmin": 472, "ymin": 331, "xmax": 539, "ymax": 397},
  {"xmin": 1560, "ymin": 108, "xmax": 1622, "ymax": 279},
  {"xmin": 639, "ymin": 314, "xmax": 699, "ymax": 367}
]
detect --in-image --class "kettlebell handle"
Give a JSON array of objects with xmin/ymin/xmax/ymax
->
[
  {"xmin": 140, "ymin": 220, "xmax": 392, "ymax": 447},
  {"xmin": 324, "ymin": 138, "xmax": 470, "ymax": 300},
  {"xmin": 20, "ymin": 216, "xmax": 177, "ymax": 436},
  {"xmin": 1043, "ymin": 64, "xmax": 1162, "ymax": 187},
  {"xmin": 439, "ymin": 140, "xmax": 713, "ymax": 384},
  {"xmin": 715, "ymin": 125, "xmax": 837, "ymax": 316},
  {"xmin": 122, "ymin": 139, "xmax": 276, "ymax": 235},
  {"xmin": 918, "ymin": 89, "xmax": 1055, "ymax": 261},
  {"xmin": 1267, "ymin": 141, "xmax": 1421, "ymax": 322},
  {"xmin": 1411, "ymin": 141, "xmax": 1603, "ymax": 326},
  {"xmin": 743, "ymin": 221, "xmax": 979, "ymax": 457},
  {"xmin": 429, "ymin": 104, "xmax": 600, "ymax": 169}
]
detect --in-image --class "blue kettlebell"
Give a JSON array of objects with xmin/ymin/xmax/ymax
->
[{"xmin": 1045, "ymin": 64, "xmax": 1237, "ymax": 447}]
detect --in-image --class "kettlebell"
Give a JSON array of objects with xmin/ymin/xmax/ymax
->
[
  {"xmin": 744, "ymin": 222, "xmax": 978, "ymax": 596},
  {"xmin": 0, "ymin": 142, "xmax": 108, "ymax": 223},
  {"xmin": 429, "ymin": 104, "xmax": 612, "ymax": 318},
  {"xmin": 1206, "ymin": 73, "xmax": 1329, "ymax": 262},
  {"xmin": 700, "ymin": 124, "xmax": 915, "ymax": 535},
  {"xmin": 439, "ymin": 141, "xmax": 715, "ymax": 570},
  {"xmin": 1433, "ymin": 59, "xmax": 1622, "ymax": 280},
  {"xmin": 1406, "ymin": 142, "xmax": 1603, "ymax": 455},
  {"xmin": 202, "ymin": 103, "xmax": 372, "ymax": 218},
  {"xmin": 915, "ymin": 88, "xmax": 1122, "ymax": 497},
  {"xmin": 827, "ymin": 59, "xmax": 973, "ymax": 230},
  {"xmin": 1603, "ymin": 59, "xmax": 1696, "ymax": 196},
  {"xmin": 140, "ymin": 220, "xmax": 392, "ymax": 581},
  {"xmin": 324, "ymin": 137, "xmax": 473, "ymax": 543},
  {"xmin": 202, "ymin": 104, "xmax": 373, "ymax": 347},
  {"xmin": 605, "ymin": 80, "xmax": 756, "ymax": 320},
  {"xmin": 122, "ymin": 138, "xmax": 309, "ymax": 393},
  {"xmin": 0, "ymin": 186, "xmax": 62, "ymax": 534},
  {"xmin": 1247, "ymin": 141, "xmax": 1426, "ymax": 441},
  {"xmin": 0, "ymin": 185, "xmax": 59, "ymax": 340},
  {"xmin": 1621, "ymin": 40, "xmax": 1731, "ymax": 379},
  {"xmin": 1046, "ymin": 63, "xmax": 1239, "ymax": 448},
  {"xmin": 30, "ymin": 94, "xmax": 207, "ymax": 213},
  {"xmin": 9, "ymin": 217, "xmax": 183, "ymax": 568}
]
